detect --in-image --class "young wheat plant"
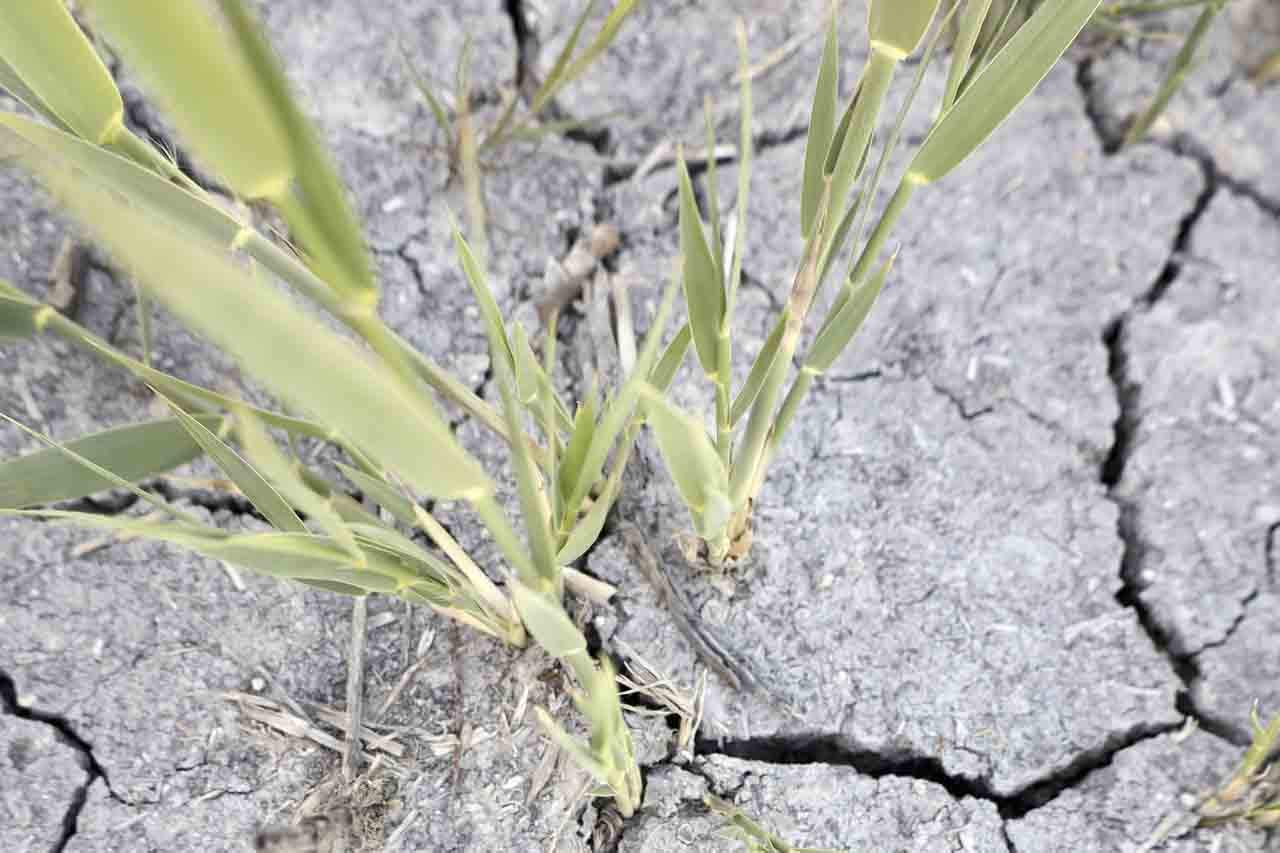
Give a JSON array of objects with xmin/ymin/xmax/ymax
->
[
  {"xmin": 0, "ymin": 0, "xmax": 657, "ymax": 816},
  {"xmin": 645, "ymin": 0, "xmax": 1105, "ymax": 566}
]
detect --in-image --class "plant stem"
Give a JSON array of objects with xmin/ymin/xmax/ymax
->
[
  {"xmin": 848, "ymin": 174, "xmax": 918, "ymax": 288},
  {"xmin": 342, "ymin": 594, "xmax": 368, "ymax": 782},
  {"xmin": 729, "ymin": 210, "xmax": 827, "ymax": 508},
  {"xmin": 1122, "ymin": 0, "xmax": 1227, "ymax": 147},
  {"xmin": 714, "ymin": 327, "xmax": 733, "ymax": 467},
  {"xmin": 472, "ymin": 493, "xmax": 539, "ymax": 588}
]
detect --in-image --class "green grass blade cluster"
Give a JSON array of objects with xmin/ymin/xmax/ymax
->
[
  {"xmin": 638, "ymin": 0, "xmax": 1103, "ymax": 566},
  {"xmin": 0, "ymin": 0, "xmax": 1107, "ymax": 819}
]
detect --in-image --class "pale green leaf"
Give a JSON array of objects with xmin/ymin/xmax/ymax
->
[
  {"xmin": 805, "ymin": 252, "xmax": 894, "ymax": 374},
  {"xmin": 561, "ymin": 275, "xmax": 678, "ymax": 515},
  {"xmin": 868, "ymin": 0, "xmax": 941, "ymax": 58},
  {"xmin": 557, "ymin": 390, "xmax": 598, "ymax": 508},
  {"xmin": 555, "ymin": 438, "xmax": 626, "ymax": 565},
  {"xmin": 555, "ymin": 490, "xmax": 612, "ymax": 566},
  {"xmin": 534, "ymin": 707, "xmax": 611, "ymax": 784},
  {"xmin": 234, "ymin": 407, "xmax": 364, "ymax": 560},
  {"xmin": 0, "ymin": 415, "xmax": 220, "ymax": 508},
  {"xmin": 943, "ymin": 0, "xmax": 994, "ymax": 112},
  {"xmin": 531, "ymin": 0, "xmax": 600, "ymax": 114},
  {"xmin": 801, "ymin": 20, "xmax": 839, "ymax": 238},
  {"xmin": 0, "ymin": 115, "xmax": 351, "ymax": 324},
  {"xmin": 532, "ymin": 0, "xmax": 639, "ymax": 114},
  {"xmin": 728, "ymin": 21, "xmax": 752, "ymax": 311},
  {"xmin": 677, "ymin": 154, "xmax": 723, "ymax": 378},
  {"xmin": 512, "ymin": 582, "xmax": 587, "ymax": 659},
  {"xmin": 12, "ymin": 140, "xmax": 492, "ymax": 501},
  {"xmin": 89, "ymin": 0, "xmax": 291, "ymax": 199},
  {"xmin": 730, "ymin": 310, "xmax": 787, "ymax": 426},
  {"xmin": 0, "ymin": 292, "xmax": 43, "ymax": 340},
  {"xmin": 0, "ymin": 56, "xmax": 74, "ymax": 134},
  {"xmin": 396, "ymin": 34, "xmax": 452, "ymax": 140},
  {"xmin": 156, "ymin": 391, "xmax": 305, "ymax": 534},
  {"xmin": 908, "ymin": 0, "xmax": 1103, "ymax": 183},
  {"xmin": 492, "ymin": 339, "xmax": 559, "ymax": 585},
  {"xmin": 7, "ymin": 509, "xmax": 400, "ymax": 592},
  {"xmin": 453, "ymin": 228, "xmax": 514, "ymax": 368},
  {"xmin": 206, "ymin": 532, "xmax": 401, "ymax": 592},
  {"xmin": 66, "ymin": 330, "xmax": 329, "ymax": 440},
  {"xmin": 825, "ymin": 50, "xmax": 894, "ymax": 227},
  {"xmin": 337, "ymin": 464, "xmax": 417, "ymax": 528},
  {"xmin": 0, "ymin": 0, "xmax": 123, "ymax": 143},
  {"xmin": 649, "ymin": 323, "xmax": 691, "ymax": 393},
  {"xmin": 295, "ymin": 466, "xmax": 385, "ymax": 528},
  {"xmin": 349, "ymin": 523, "xmax": 455, "ymax": 585},
  {"xmin": 217, "ymin": 0, "xmax": 375, "ymax": 300},
  {"xmin": 511, "ymin": 322, "xmax": 542, "ymax": 407},
  {"xmin": 642, "ymin": 388, "xmax": 728, "ymax": 531},
  {"xmin": 702, "ymin": 99, "xmax": 723, "ymax": 288}
]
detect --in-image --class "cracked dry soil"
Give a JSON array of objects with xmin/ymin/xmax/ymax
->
[{"xmin": 2, "ymin": 2, "xmax": 1278, "ymax": 851}]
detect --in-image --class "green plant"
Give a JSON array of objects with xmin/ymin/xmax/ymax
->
[
  {"xmin": 646, "ymin": 0, "xmax": 1104, "ymax": 566},
  {"xmin": 1199, "ymin": 706, "xmax": 1280, "ymax": 829},
  {"xmin": 1101, "ymin": 0, "xmax": 1232, "ymax": 147},
  {"xmin": 707, "ymin": 795, "xmax": 843, "ymax": 853},
  {"xmin": 0, "ymin": 0, "xmax": 666, "ymax": 816},
  {"xmin": 398, "ymin": 0, "xmax": 638, "ymax": 262}
]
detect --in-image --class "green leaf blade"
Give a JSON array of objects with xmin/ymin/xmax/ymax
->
[
  {"xmin": 801, "ymin": 20, "xmax": 839, "ymax": 238},
  {"xmin": 217, "ymin": 0, "xmax": 376, "ymax": 301},
  {"xmin": 90, "ymin": 0, "xmax": 292, "ymax": 199},
  {"xmin": 0, "ymin": 0, "xmax": 123, "ymax": 143},
  {"xmin": 0, "ymin": 416, "xmax": 219, "ymax": 509},
  {"xmin": 641, "ymin": 388, "xmax": 729, "ymax": 537},
  {"xmin": 677, "ymin": 156, "xmax": 724, "ymax": 379},
  {"xmin": 512, "ymin": 582, "xmax": 587, "ymax": 659},
  {"xmin": 805, "ymin": 252, "xmax": 894, "ymax": 375},
  {"xmin": 868, "ymin": 0, "xmax": 942, "ymax": 58},
  {"xmin": 558, "ymin": 391, "xmax": 598, "ymax": 508},
  {"xmin": 233, "ymin": 407, "xmax": 364, "ymax": 560},
  {"xmin": 730, "ymin": 311, "xmax": 787, "ymax": 426},
  {"xmin": 943, "ymin": 0, "xmax": 995, "ymax": 112},
  {"xmin": 156, "ymin": 392, "xmax": 306, "ymax": 534},
  {"xmin": 909, "ymin": 0, "xmax": 1103, "ymax": 184},
  {"xmin": 12, "ymin": 137, "xmax": 491, "ymax": 503},
  {"xmin": 0, "ymin": 292, "xmax": 44, "ymax": 340}
]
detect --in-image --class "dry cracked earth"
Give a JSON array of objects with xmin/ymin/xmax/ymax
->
[{"xmin": 1, "ymin": 2, "xmax": 1278, "ymax": 852}]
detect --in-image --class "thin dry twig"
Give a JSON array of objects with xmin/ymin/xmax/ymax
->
[
  {"xmin": 344, "ymin": 596, "xmax": 368, "ymax": 782},
  {"xmin": 535, "ymin": 222, "xmax": 620, "ymax": 324},
  {"xmin": 223, "ymin": 691, "xmax": 406, "ymax": 759}
]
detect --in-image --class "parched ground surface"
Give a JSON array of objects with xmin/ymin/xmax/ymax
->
[{"xmin": 1, "ymin": 2, "xmax": 1277, "ymax": 852}]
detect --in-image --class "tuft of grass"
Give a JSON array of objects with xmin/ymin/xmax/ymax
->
[
  {"xmin": 0, "ymin": 0, "xmax": 649, "ymax": 816},
  {"xmin": 646, "ymin": 0, "xmax": 1103, "ymax": 566},
  {"xmin": 707, "ymin": 795, "xmax": 844, "ymax": 852},
  {"xmin": 1199, "ymin": 706, "xmax": 1280, "ymax": 829},
  {"xmin": 1108, "ymin": 0, "xmax": 1231, "ymax": 147},
  {"xmin": 398, "ymin": 1, "xmax": 637, "ymax": 256}
]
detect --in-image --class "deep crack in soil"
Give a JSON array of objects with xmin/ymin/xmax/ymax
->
[
  {"xmin": 1094, "ymin": 129, "xmax": 1251, "ymax": 746},
  {"xmin": 0, "ymin": 670, "xmax": 113, "ymax": 852},
  {"xmin": 695, "ymin": 719, "xmax": 1179, "ymax": 820}
]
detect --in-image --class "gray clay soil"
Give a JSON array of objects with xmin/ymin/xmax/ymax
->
[{"xmin": 1, "ymin": 2, "xmax": 1278, "ymax": 851}]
